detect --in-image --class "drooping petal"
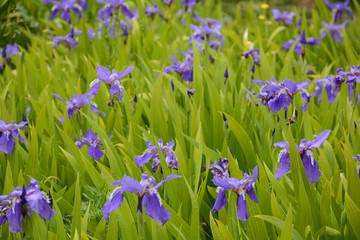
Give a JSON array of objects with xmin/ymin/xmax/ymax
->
[
  {"xmin": 274, "ymin": 150, "xmax": 291, "ymax": 179},
  {"xmin": 154, "ymin": 175, "xmax": 182, "ymax": 189},
  {"xmin": 142, "ymin": 189, "xmax": 171, "ymax": 225},
  {"xmin": 306, "ymin": 130, "xmax": 331, "ymax": 149},
  {"xmin": 236, "ymin": 194, "xmax": 249, "ymax": 221},
  {"xmin": 135, "ymin": 151, "xmax": 156, "ymax": 167},
  {"xmin": 121, "ymin": 175, "xmax": 143, "ymax": 193},
  {"xmin": 102, "ymin": 187, "xmax": 124, "ymax": 222},
  {"xmin": 246, "ymin": 187, "xmax": 258, "ymax": 203},
  {"xmin": 25, "ymin": 191, "xmax": 55, "ymax": 220},
  {"xmin": 0, "ymin": 133, "xmax": 15, "ymax": 154},
  {"xmin": 6, "ymin": 199, "xmax": 22, "ymax": 233},
  {"xmin": 90, "ymin": 103, "xmax": 106, "ymax": 118},
  {"xmin": 88, "ymin": 145, "xmax": 104, "ymax": 161},
  {"xmin": 210, "ymin": 187, "xmax": 227, "ymax": 212},
  {"xmin": 301, "ymin": 150, "xmax": 321, "ymax": 183},
  {"xmin": 0, "ymin": 216, "xmax": 6, "ymax": 225},
  {"xmin": 268, "ymin": 92, "xmax": 291, "ymax": 113}
]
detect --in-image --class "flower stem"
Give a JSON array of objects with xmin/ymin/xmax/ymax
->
[{"xmin": 138, "ymin": 200, "xmax": 144, "ymax": 240}]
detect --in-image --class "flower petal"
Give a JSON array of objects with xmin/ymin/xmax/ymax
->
[
  {"xmin": 154, "ymin": 174, "xmax": 182, "ymax": 189},
  {"xmin": 102, "ymin": 187, "xmax": 124, "ymax": 222},
  {"xmin": 0, "ymin": 133, "xmax": 15, "ymax": 154},
  {"xmin": 121, "ymin": 175, "xmax": 143, "ymax": 193},
  {"xmin": 236, "ymin": 194, "xmax": 249, "ymax": 221},
  {"xmin": 301, "ymin": 150, "xmax": 321, "ymax": 183},
  {"xmin": 306, "ymin": 130, "xmax": 331, "ymax": 149},
  {"xmin": 210, "ymin": 187, "xmax": 227, "ymax": 212},
  {"xmin": 6, "ymin": 200, "xmax": 22, "ymax": 233},
  {"xmin": 25, "ymin": 191, "xmax": 55, "ymax": 220},
  {"xmin": 275, "ymin": 151, "xmax": 291, "ymax": 179},
  {"xmin": 135, "ymin": 151, "xmax": 156, "ymax": 167},
  {"xmin": 88, "ymin": 145, "xmax": 103, "ymax": 160},
  {"xmin": 142, "ymin": 190, "xmax": 171, "ymax": 225}
]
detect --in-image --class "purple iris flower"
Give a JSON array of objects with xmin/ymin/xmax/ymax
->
[
  {"xmin": 96, "ymin": 65, "xmax": 134, "ymax": 103},
  {"xmin": 281, "ymin": 31, "xmax": 320, "ymax": 56},
  {"xmin": 135, "ymin": 139, "xmax": 178, "ymax": 172},
  {"xmin": 164, "ymin": 55, "xmax": 193, "ymax": 78},
  {"xmin": 271, "ymin": 9, "xmax": 296, "ymax": 25},
  {"xmin": 0, "ymin": 120, "xmax": 27, "ymax": 154},
  {"xmin": 74, "ymin": 129, "xmax": 110, "ymax": 160},
  {"xmin": 102, "ymin": 173, "xmax": 182, "ymax": 225},
  {"xmin": 176, "ymin": 0, "xmax": 197, "ymax": 15},
  {"xmin": 274, "ymin": 130, "xmax": 331, "ymax": 183},
  {"xmin": 211, "ymin": 166, "xmax": 258, "ymax": 221},
  {"xmin": 0, "ymin": 179, "xmax": 55, "ymax": 234},
  {"xmin": 252, "ymin": 78, "xmax": 312, "ymax": 113},
  {"xmin": 336, "ymin": 66, "xmax": 360, "ymax": 84},
  {"xmin": 320, "ymin": 21, "xmax": 348, "ymax": 43},
  {"xmin": 53, "ymin": 80, "xmax": 104, "ymax": 123},
  {"xmin": 53, "ymin": 27, "xmax": 83, "ymax": 49},
  {"xmin": 144, "ymin": 3, "xmax": 164, "ymax": 18},
  {"xmin": 0, "ymin": 43, "xmax": 18, "ymax": 69},
  {"xmin": 163, "ymin": 0, "xmax": 175, "ymax": 6},
  {"xmin": 314, "ymin": 74, "xmax": 344, "ymax": 104},
  {"xmin": 209, "ymin": 158, "xmax": 229, "ymax": 178},
  {"xmin": 242, "ymin": 49, "xmax": 260, "ymax": 66},
  {"xmin": 121, "ymin": 5, "xmax": 139, "ymax": 19},
  {"xmin": 190, "ymin": 19, "xmax": 225, "ymax": 49},
  {"xmin": 43, "ymin": 0, "xmax": 84, "ymax": 22},
  {"xmin": 324, "ymin": 0, "xmax": 351, "ymax": 23}
]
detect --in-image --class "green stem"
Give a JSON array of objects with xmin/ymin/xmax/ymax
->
[{"xmin": 138, "ymin": 201, "xmax": 144, "ymax": 240}]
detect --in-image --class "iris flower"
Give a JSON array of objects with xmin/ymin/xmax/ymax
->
[
  {"xmin": 0, "ymin": 179, "xmax": 55, "ymax": 233},
  {"xmin": 324, "ymin": 0, "xmax": 351, "ymax": 23},
  {"xmin": 274, "ymin": 130, "xmax": 331, "ymax": 183},
  {"xmin": 135, "ymin": 139, "xmax": 178, "ymax": 172},
  {"xmin": 190, "ymin": 20, "xmax": 225, "ymax": 50},
  {"xmin": 242, "ymin": 48, "xmax": 260, "ymax": 66},
  {"xmin": 0, "ymin": 120, "xmax": 27, "ymax": 154},
  {"xmin": 53, "ymin": 27, "xmax": 83, "ymax": 49},
  {"xmin": 271, "ymin": 9, "xmax": 296, "ymax": 25},
  {"xmin": 211, "ymin": 166, "xmax": 258, "ymax": 221},
  {"xmin": 53, "ymin": 80, "xmax": 104, "ymax": 123},
  {"xmin": 320, "ymin": 21, "xmax": 348, "ymax": 43},
  {"xmin": 144, "ymin": 3, "xmax": 164, "ymax": 18},
  {"xmin": 281, "ymin": 31, "xmax": 320, "ymax": 56},
  {"xmin": 252, "ymin": 78, "xmax": 312, "ymax": 113},
  {"xmin": 74, "ymin": 129, "xmax": 110, "ymax": 160},
  {"xmin": 102, "ymin": 173, "xmax": 182, "ymax": 225},
  {"xmin": 209, "ymin": 158, "xmax": 229, "ymax": 178},
  {"xmin": 43, "ymin": 0, "xmax": 85, "ymax": 22},
  {"xmin": 95, "ymin": 65, "xmax": 134, "ymax": 103},
  {"xmin": 1, "ymin": 43, "xmax": 18, "ymax": 70}
]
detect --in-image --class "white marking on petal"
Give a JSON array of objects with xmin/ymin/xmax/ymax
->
[
  {"xmin": 41, "ymin": 191, "xmax": 51, "ymax": 204},
  {"xmin": 216, "ymin": 186, "xmax": 224, "ymax": 193},
  {"xmin": 109, "ymin": 187, "xmax": 122, "ymax": 201},
  {"xmin": 148, "ymin": 188, "xmax": 162, "ymax": 206},
  {"xmin": 278, "ymin": 149, "xmax": 288, "ymax": 162},
  {"xmin": 90, "ymin": 79, "xmax": 100, "ymax": 88},
  {"xmin": 306, "ymin": 150, "xmax": 315, "ymax": 166}
]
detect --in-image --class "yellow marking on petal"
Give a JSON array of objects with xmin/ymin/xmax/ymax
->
[{"xmin": 261, "ymin": 3, "xmax": 269, "ymax": 9}]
